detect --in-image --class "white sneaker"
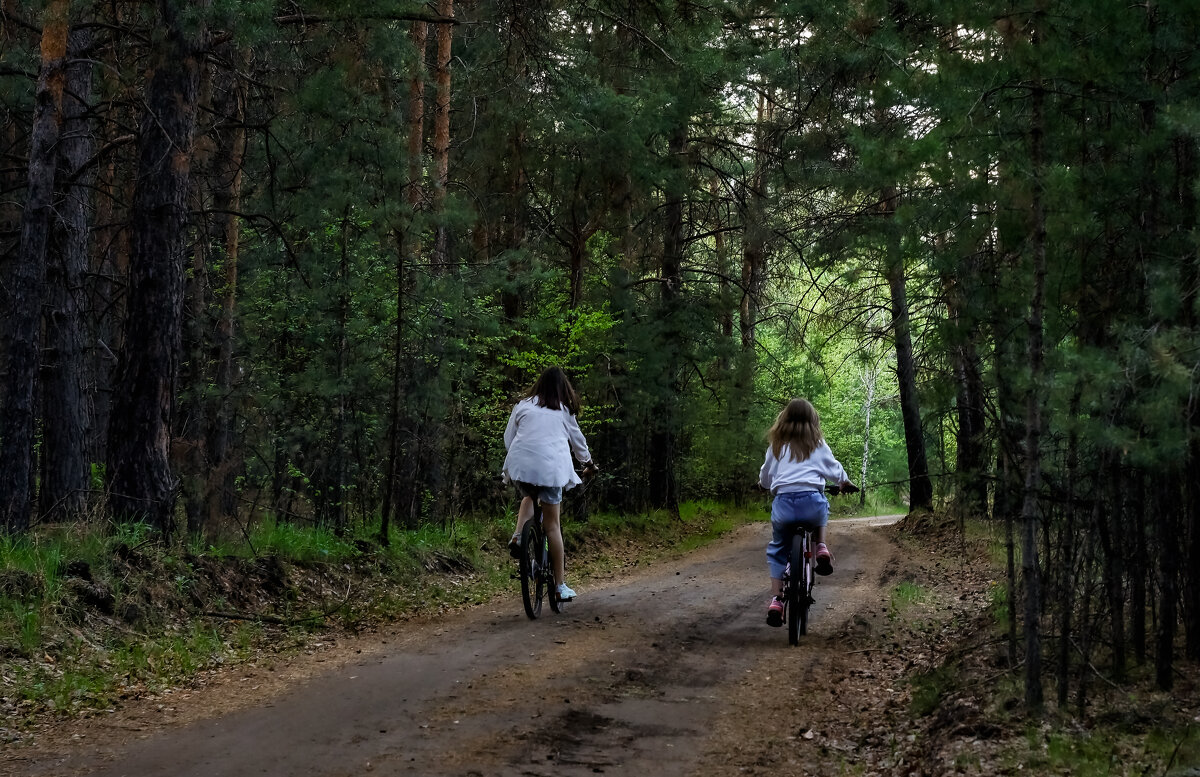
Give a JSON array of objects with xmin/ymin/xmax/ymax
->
[{"xmin": 556, "ymin": 583, "xmax": 577, "ymax": 601}]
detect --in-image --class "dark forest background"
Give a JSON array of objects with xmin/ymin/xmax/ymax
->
[{"xmin": 1, "ymin": 0, "xmax": 1197, "ymax": 708}]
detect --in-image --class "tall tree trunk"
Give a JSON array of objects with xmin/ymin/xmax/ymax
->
[
  {"xmin": 330, "ymin": 215, "xmax": 351, "ymax": 528},
  {"xmin": 431, "ymin": 0, "xmax": 453, "ymax": 272},
  {"xmin": 1020, "ymin": 66, "xmax": 1047, "ymax": 712},
  {"xmin": 421, "ymin": 0, "xmax": 455, "ymax": 522},
  {"xmin": 1097, "ymin": 459, "xmax": 1128, "ymax": 682},
  {"xmin": 206, "ymin": 56, "xmax": 247, "ymax": 529},
  {"xmin": 38, "ymin": 25, "xmax": 94, "ymax": 523},
  {"xmin": 649, "ymin": 123, "xmax": 687, "ymax": 516},
  {"xmin": 1176, "ymin": 121, "xmax": 1200, "ymax": 661},
  {"xmin": 88, "ymin": 64, "xmax": 134, "ymax": 469},
  {"xmin": 383, "ymin": 19, "xmax": 428, "ymax": 535},
  {"xmin": 880, "ymin": 187, "xmax": 933, "ymax": 512},
  {"xmin": 1130, "ymin": 474, "xmax": 1147, "ymax": 663},
  {"xmin": 946, "ymin": 265, "xmax": 987, "ymax": 518},
  {"xmin": 0, "ymin": 0, "xmax": 70, "ymax": 532},
  {"xmin": 1155, "ymin": 482, "xmax": 1178, "ymax": 689},
  {"xmin": 1056, "ymin": 387, "xmax": 1081, "ymax": 706},
  {"xmin": 739, "ymin": 93, "xmax": 770, "ymax": 356},
  {"xmin": 107, "ymin": 0, "xmax": 204, "ymax": 532},
  {"xmin": 860, "ymin": 363, "xmax": 877, "ymax": 508},
  {"xmin": 1075, "ymin": 509, "xmax": 1098, "ymax": 715},
  {"xmin": 179, "ymin": 50, "xmax": 246, "ymax": 537}
]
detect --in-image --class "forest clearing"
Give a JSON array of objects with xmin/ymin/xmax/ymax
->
[{"xmin": 2, "ymin": 1, "xmax": 1200, "ymax": 774}]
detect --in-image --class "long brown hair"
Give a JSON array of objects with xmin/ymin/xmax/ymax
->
[
  {"xmin": 527, "ymin": 366, "xmax": 580, "ymax": 415},
  {"xmin": 767, "ymin": 398, "xmax": 823, "ymax": 462}
]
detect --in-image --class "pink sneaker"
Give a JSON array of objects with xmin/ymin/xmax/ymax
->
[
  {"xmin": 766, "ymin": 597, "xmax": 784, "ymax": 627},
  {"xmin": 815, "ymin": 543, "xmax": 833, "ymax": 576}
]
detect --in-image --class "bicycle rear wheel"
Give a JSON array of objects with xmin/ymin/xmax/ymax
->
[
  {"xmin": 787, "ymin": 535, "xmax": 805, "ymax": 645},
  {"xmin": 799, "ymin": 532, "xmax": 813, "ymax": 637},
  {"xmin": 547, "ymin": 570, "xmax": 561, "ymax": 613},
  {"xmin": 519, "ymin": 520, "xmax": 545, "ymax": 619}
]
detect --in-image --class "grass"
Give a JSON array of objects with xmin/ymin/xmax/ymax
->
[
  {"xmin": 1009, "ymin": 724, "xmax": 1200, "ymax": 777},
  {"xmin": 889, "ymin": 580, "xmax": 928, "ymax": 612},
  {"xmin": 828, "ymin": 489, "xmax": 908, "ymax": 519}
]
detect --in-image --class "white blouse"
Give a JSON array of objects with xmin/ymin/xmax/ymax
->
[
  {"xmin": 758, "ymin": 440, "xmax": 849, "ymax": 494},
  {"xmin": 502, "ymin": 398, "xmax": 592, "ymax": 489}
]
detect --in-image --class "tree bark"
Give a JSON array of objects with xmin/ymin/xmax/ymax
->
[
  {"xmin": 0, "ymin": 0, "xmax": 70, "ymax": 532},
  {"xmin": 859, "ymin": 362, "xmax": 877, "ymax": 508},
  {"xmin": 107, "ymin": 0, "xmax": 204, "ymax": 532},
  {"xmin": 382, "ymin": 19, "xmax": 428, "ymax": 536},
  {"xmin": 945, "ymin": 264, "xmax": 987, "ymax": 518},
  {"xmin": 739, "ymin": 93, "xmax": 770, "ymax": 355},
  {"xmin": 880, "ymin": 187, "xmax": 933, "ymax": 512},
  {"xmin": 206, "ymin": 55, "xmax": 247, "ymax": 530},
  {"xmin": 431, "ymin": 0, "xmax": 453, "ymax": 272},
  {"xmin": 648, "ymin": 123, "xmax": 687, "ymax": 516},
  {"xmin": 1020, "ymin": 65, "xmax": 1047, "ymax": 712},
  {"xmin": 39, "ymin": 25, "xmax": 95, "ymax": 523}
]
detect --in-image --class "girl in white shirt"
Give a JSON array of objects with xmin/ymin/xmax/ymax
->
[
  {"xmin": 758, "ymin": 398, "xmax": 853, "ymax": 627},
  {"xmin": 503, "ymin": 367, "xmax": 597, "ymax": 601}
]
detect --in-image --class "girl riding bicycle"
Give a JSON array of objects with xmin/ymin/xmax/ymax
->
[
  {"xmin": 758, "ymin": 398, "xmax": 853, "ymax": 627},
  {"xmin": 502, "ymin": 366, "xmax": 597, "ymax": 602}
]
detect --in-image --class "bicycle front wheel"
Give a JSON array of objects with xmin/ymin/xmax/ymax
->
[
  {"xmin": 519, "ymin": 521, "xmax": 545, "ymax": 619},
  {"xmin": 787, "ymin": 535, "xmax": 807, "ymax": 644}
]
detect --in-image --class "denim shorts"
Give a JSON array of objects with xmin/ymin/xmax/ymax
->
[{"xmin": 515, "ymin": 481, "xmax": 563, "ymax": 505}]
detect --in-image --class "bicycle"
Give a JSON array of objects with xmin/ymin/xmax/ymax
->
[
  {"xmin": 516, "ymin": 498, "xmax": 560, "ymax": 619},
  {"xmin": 779, "ymin": 482, "xmax": 858, "ymax": 645},
  {"xmin": 514, "ymin": 463, "xmax": 597, "ymax": 620}
]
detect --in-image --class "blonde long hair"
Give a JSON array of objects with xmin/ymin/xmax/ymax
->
[{"xmin": 767, "ymin": 398, "xmax": 823, "ymax": 462}]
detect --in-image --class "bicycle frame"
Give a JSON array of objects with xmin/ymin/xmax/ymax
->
[
  {"xmin": 782, "ymin": 527, "xmax": 815, "ymax": 645},
  {"xmin": 518, "ymin": 500, "xmax": 561, "ymax": 619}
]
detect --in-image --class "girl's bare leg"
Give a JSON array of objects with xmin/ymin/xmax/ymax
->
[
  {"xmin": 542, "ymin": 502, "xmax": 566, "ymax": 585},
  {"xmin": 513, "ymin": 497, "xmax": 535, "ymax": 536}
]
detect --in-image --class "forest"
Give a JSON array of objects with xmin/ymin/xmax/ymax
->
[{"xmin": 1, "ymin": 0, "xmax": 1197, "ymax": 713}]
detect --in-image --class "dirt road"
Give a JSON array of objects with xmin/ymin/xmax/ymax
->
[{"xmin": 5, "ymin": 518, "xmax": 904, "ymax": 777}]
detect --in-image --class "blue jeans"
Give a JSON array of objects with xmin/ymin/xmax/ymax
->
[{"xmin": 766, "ymin": 491, "xmax": 828, "ymax": 579}]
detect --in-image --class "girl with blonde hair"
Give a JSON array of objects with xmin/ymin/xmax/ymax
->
[{"xmin": 758, "ymin": 398, "xmax": 853, "ymax": 627}]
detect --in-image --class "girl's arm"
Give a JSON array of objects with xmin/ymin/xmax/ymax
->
[
  {"xmin": 816, "ymin": 440, "xmax": 850, "ymax": 485},
  {"xmin": 565, "ymin": 411, "xmax": 592, "ymax": 463},
  {"xmin": 758, "ymin": 448, "xmax": 775, "ymax": 490},
  {"xmin": 503, "ymin": 403, "xmax": 522, "ymax": 449}
]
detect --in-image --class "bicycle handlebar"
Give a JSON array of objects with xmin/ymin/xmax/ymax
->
[{"xmin": 826, "ymin": 482, "xmax": 859, "ymax": 496}]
